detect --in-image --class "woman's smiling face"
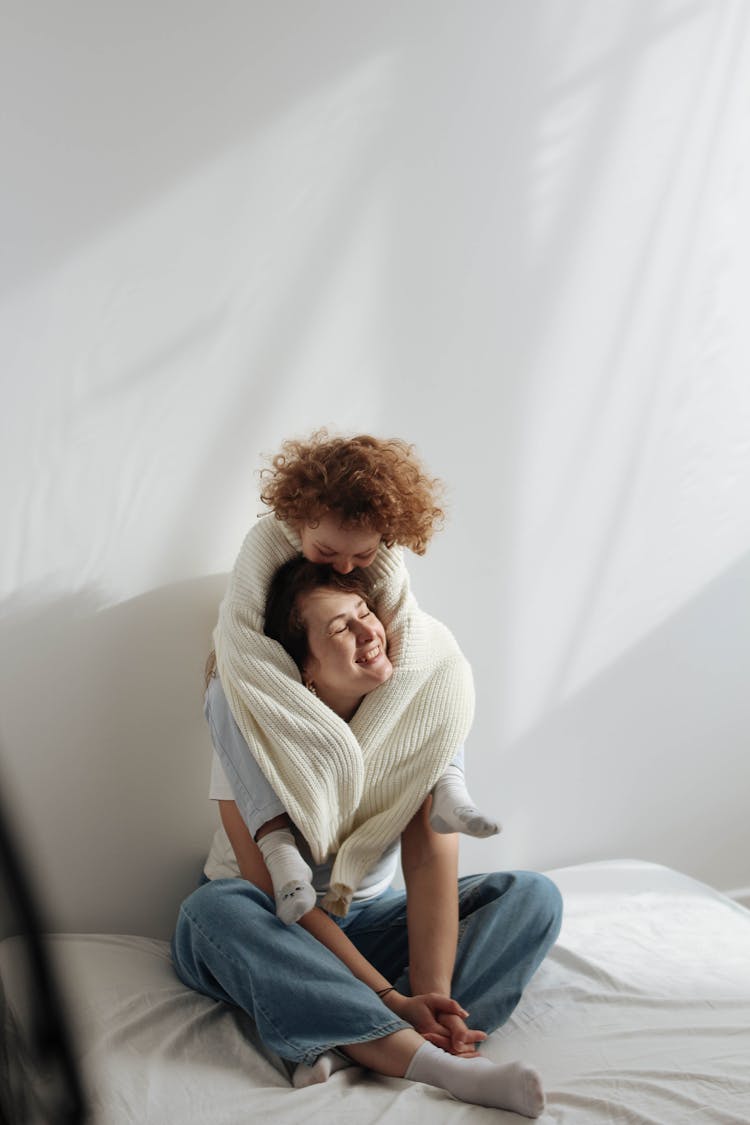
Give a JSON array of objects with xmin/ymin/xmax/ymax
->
[{"xmin": 298, "ymin": 587, "xmax": 393, "ymax": 720}]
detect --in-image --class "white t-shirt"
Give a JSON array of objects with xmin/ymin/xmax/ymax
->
[{"xmin": 203, "ymin": 753, "xmax": 400, "ymax": 901}]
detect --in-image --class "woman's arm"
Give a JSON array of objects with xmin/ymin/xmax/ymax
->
[
  {"xmin": 401, "ymin": 796, "xmax": 459, "ymax": 996},
  {"xmin": 218, "ymin": 800, "xmax": 275, "ymax": 896},
  {"xmin": 401, "ymin": 797, "xmax": 486, "ymax": 1055},
  {"xmin": 218, "ymin": 800, "xmax": 466, "ymax": 1035}
]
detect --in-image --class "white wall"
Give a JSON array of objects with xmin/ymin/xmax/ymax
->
[{"xmin": 2, "ymin": 0, "xmax": 749, "ymax": 939}]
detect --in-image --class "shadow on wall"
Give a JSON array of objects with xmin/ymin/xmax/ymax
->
[
  {"xmin": 0, "ymin": 575, "xmax": 229, "ymax": 940},
  {"xmin": 482, "ymin": 547, "xmax": 750, "ymax": 894}
]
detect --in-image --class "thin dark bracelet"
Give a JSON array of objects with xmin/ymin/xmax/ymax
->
[{"xmin": 375, "ymin": 985, "xmax": 396, "ymax": 999}]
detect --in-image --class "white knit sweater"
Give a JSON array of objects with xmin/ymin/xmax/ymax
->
[{"xmin": 214, "ymin": 516, "xmax": 475, "ymax": 915}]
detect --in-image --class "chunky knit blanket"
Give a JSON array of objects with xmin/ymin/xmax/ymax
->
[{"xmin": 214, "ymin": 515, "xmax": 475, "ymax": 915}]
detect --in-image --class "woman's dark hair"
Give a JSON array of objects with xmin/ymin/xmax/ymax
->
[{"xmin": 264, "ymin": 557, "xmax": 370, "ymax": 673}]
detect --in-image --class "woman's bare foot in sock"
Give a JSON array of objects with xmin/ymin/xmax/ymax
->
[
  {"xmin": 292, "ymin": 1051, "xmax": 351, "ymax": 1088},
  {"xmin": 406, "ymin": 1042, "xmax": 545, "ymax": 1118}
]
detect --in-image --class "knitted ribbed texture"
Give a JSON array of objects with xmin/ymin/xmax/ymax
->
[{"xmin": 214, "ymin": 516, "xmax": 475, "ymax": 915}]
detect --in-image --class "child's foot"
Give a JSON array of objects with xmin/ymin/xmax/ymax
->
[
  {"xmin": 405, "ymin": 1042, "xmax": 545, "ymax": 1118},
  {"xmin": 277, "ymin": 879, "xmax": 317, "ymax": 925},
  {"xmin": 430, "ymin": 769, "xmax": 501, "ymax": 838},
  {"xmin": 257, "ymin": 828, "xmax": 317, "ymax": 924}
]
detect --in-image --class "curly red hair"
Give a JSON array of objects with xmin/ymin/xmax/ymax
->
[{"xmin": 259, "ymin": 430, "xmax": 445, "ymax": 554}]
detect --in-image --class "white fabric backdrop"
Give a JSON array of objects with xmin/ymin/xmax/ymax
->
[{"xmin": 1, "ymin": 0, "xmax": 749, "ymax": 938}]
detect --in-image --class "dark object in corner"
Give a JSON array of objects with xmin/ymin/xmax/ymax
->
[{"xmin": 0, "ymin": 763, "xmax": 88, "ymax": 1125}]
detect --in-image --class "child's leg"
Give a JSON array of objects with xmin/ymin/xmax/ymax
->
[
  {"xmin": 256, "ymin": 815, "xmax": 317, "ymax": 925},
  {"xmin": 205, "ymin": 675, "xmax": 316, "ymax": 924},
  {"xmin": 430, "ymin": 749, "xmax": 501, "ymax": 838}
]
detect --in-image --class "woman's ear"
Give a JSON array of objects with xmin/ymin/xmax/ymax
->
[{"xmin": 302, "ymin": 670, "xmax": 319, "ymax": 699}]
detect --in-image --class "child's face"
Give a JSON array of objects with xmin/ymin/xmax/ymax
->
[{"xmin": 299, "ymin": 513, "xmax": 381, "ymax": 574}]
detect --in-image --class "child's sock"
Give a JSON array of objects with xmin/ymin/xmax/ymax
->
[
  {"xmin": 292, "ymin": 1051, "xmax": 351, "ymax": 1088},
  {"xmin": 257, "ymin": 828, "xmax": 316, "ymax": 924},
  {"xmin": 430, "ymin": 766, "xmax": 501, "ymax": 838},
  {"xmin": 405, "ymin": 1041, "xmax": 545, "ymax": 1118}
]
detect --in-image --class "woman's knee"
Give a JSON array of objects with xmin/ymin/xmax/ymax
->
[
  {"xmin": 510, "ymin": 871, "xmax": 563, "ymax": 947},
  {"xmin": 174, "ymin": 878, "xmax": 272, "ymax": 955},
  {"xmin": 179, "ymin": 877, "xmax": 272, "ymax": 928},
  {"xmin": 172, "ymin": 879, "xmax": 273, "ymax": 979},
  {"xmin": 479, "ymin": 870, "xmax": 563, "ymax": 940}
]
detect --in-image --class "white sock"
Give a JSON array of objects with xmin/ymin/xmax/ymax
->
[
  {"xmin": 292, "ymin": 1051, "xmax": 351, "ymax": 1088},
  {"xmin": 257, "ymin": 828, "xmax": 316, "ymax": 924},
  {"xmin": 405, "ymin": 1041, "xmax": 545, "ymax": 1118},
  {"xmin": 430, "ymin": 766, "xmax": 501, "ymax": 838}
]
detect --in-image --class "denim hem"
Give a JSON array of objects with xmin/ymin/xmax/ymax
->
[{"xmin": 294, "ymin": 1017, "xmax": 411, "ymax": 1067}]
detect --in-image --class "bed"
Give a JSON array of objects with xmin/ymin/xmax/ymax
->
[{"xmin": 3, "ymin": 859, "xmax": 750, "ymax": 1124}]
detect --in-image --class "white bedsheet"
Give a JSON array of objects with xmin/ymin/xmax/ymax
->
[
  {"xmin": 5, "ymin": 860, "xmax": 750, "ymax": 1124},
  {"xmin": 494, "ymin": 861, "xmax": 750, "ymax": 1124}
]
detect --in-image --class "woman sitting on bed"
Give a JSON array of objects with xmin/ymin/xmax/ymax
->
[{"xmin": 172, "ymin": 559, "xmax": 562, "ymax": 1119}]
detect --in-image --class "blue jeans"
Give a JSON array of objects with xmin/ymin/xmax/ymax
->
[{"xmin": 171, "ymin": 871, "xmax": 562, "ymax": 1066}]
